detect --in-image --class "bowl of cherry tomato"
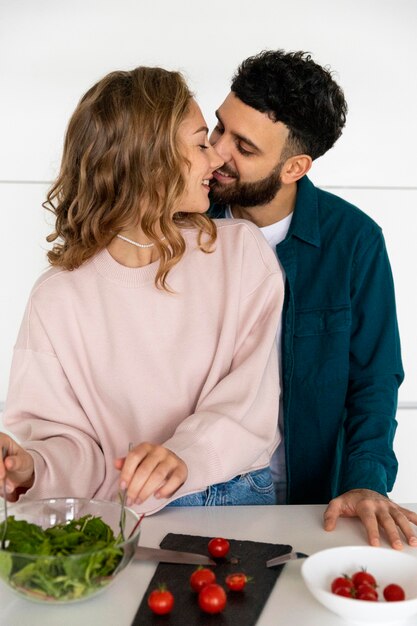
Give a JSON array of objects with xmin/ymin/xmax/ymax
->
[{"xmin": 301, "ymin": 546, "xmax": 417, "ymax": 624}]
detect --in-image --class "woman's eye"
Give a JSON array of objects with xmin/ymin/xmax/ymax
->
[{"xmin": 199, "ymin": 144, "xmax": 209, "ymax": 150}]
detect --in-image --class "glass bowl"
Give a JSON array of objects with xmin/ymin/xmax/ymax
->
[{"xmin": 0, "ymin": 497, "xmax": 141, "ymax": 603}]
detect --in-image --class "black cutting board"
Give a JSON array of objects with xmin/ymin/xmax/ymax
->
[{"xmin": 131, "ymin": 533, "xmax": 292, "ymax": 625}]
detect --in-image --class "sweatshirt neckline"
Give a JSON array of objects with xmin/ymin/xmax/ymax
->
[{"xmin": 92, "ymin": 248, "xmax": 160, "ymax": 287}]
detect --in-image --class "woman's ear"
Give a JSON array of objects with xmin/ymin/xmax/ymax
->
[{"xmin": 280, "ymin": 154, "xmax": 312, "ymax": 184}]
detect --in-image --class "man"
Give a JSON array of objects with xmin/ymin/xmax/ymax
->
[{"xmin": 209, "ymin": 49, "xmax": 417, "ymax": 549}]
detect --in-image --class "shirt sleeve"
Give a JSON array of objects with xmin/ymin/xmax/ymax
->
[
  {"xmin": 339, "ymin": 229, "xmax": 404, "ymax": 496},
  {"xmin": 3, "ymin": 300, "xmax": 106, "ymax": 500}
]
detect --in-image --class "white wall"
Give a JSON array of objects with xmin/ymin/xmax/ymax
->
[{"xmin": 0, "ymin": 0, "xmax": 416, "ymax": 494}]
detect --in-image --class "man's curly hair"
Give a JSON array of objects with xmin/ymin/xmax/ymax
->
[{"xmin": 231, "ymin": 50, "xmax": 347, "ymax": 160}]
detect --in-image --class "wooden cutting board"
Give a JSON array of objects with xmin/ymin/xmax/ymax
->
[{"xmin": 131, "ymin": 532, "xmax": 292, "ymax": 625}]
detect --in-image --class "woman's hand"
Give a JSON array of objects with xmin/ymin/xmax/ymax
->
[
  {"xmin": 0, "ymin": 435, "xmax": 35, "ymax": 501},
  {"xmin": 114, "ymin": 442, "xmax": 188, "ymax": 504}
]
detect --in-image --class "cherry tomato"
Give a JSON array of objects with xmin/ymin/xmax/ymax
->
[
  {"xmin": 352, "ymin": 570, "xmax": 377, "ymax": 589},
  {"xmin": 208, "ymin": 537, "xmax": 230, "ymax": 559},
  {"xmin": 198, "ymin": 583, "xmax": 227, "ymax": 614},
  {"xmin": 190, "ymin": 567, "xmax": 216, "ymax": 592},
  {"xmin": 331, "ymin": 576, "xmax": 354, "ymax": 593},
  {"xmin": 357, "ymin": 589, "xmax": 378, "ymax": 601},
  {"xmin": 333, "ymin": 586, "xmax": 354, "ymax": 597},
  {"xmin": 225, "ymin": 573, "xmax": 250, "ymax": 591},
  {"xmin": 147, "ymin": 585, "xmax": 174, "ymax": 615},
  {"xmin": 383, "ymin": 583, "xmax": 406, "ymax": 602},
  {"xmin": 356, "ymin": 584, "xmax": 378, "ymax": 601}
]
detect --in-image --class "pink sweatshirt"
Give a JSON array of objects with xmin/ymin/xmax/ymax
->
[{"xmin": 4, "ymin": 219, "xmax": 284, "ymax": 514}]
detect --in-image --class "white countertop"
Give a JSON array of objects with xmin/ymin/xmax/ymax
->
[{"xmin": 1, "ymin": 504, "xmax": 417, "ymax": 626}]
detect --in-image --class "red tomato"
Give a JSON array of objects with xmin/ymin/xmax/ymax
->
[
  {"xmin": 225, "ymin": 573, "xmax": 250, "ymax": 591},
  {"xmin": 357, "ymin": 589, "xmax": 378, "ymax": 601},
  {"xmin": 147, "ymin": 586, "xmax": 174, "ymax": 615},
  {"xmin": 198, "ymin": 583, "xmax": 227, "ymax": 614},
  {"xmin": 333, "ymin": 586, "xmax": 354, "ymax": 597},
  {"xmin": 190, "ymin": 567, "xmax": 216, "ymax": 592},
  {"xmin": 383, "ymin": 583, "xmax": 406, "ymax": 602},
  {"xmin": 208, "ymin": 537, "xmax": 230, "ymax": 558},
  {"xmin": 352, "ymin": 570, "xmax": 377, "ymax": 588},
  {"xmin": 356, "ymin": 584, "xmax": 378, "ymax": 601},
  {"xmin": 331, "ymin": 576, "xmax": 354, "ymax": 593}
]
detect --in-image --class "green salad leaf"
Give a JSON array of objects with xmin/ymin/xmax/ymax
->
[{"xmin": 0, "ymin": 514, "xmax": 124, "ymax": 601}]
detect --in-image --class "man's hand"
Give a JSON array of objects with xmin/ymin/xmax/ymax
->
[
  {"xmin": 324, "ymin": 488, "xmax": 417, "ymax": 549},
  {"xmin": 114, "ymin": 442, "xmax": 188, "ymax": 505},
  {"xmin": 0, "ymin": 434, "xmax": 35, "ymax": 500}
]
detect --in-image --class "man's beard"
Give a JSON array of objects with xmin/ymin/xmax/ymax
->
[{"xmin": 210, "ymin": 161, "xmax": 283, "ymax": 208}]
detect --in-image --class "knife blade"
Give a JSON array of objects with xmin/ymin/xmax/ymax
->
[
  {"xmin": 266, "ymin": 551, "xmax": 308, "ymax": 568},
  {"xmin": 135, "ymin": 545, "xmax": 216, "ymax": 565}
]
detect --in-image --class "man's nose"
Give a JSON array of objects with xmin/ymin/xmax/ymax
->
[
  {"xmin": 210, "ymin": 133, "xmax": 231, "ymax": 163},
  {"xmin": 209, "ymin": 145, "xmax": 224, "ymax": 170}
]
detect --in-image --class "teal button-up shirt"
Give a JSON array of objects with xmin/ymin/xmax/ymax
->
[{"xmin": 209, "ymin": 176, "xmax": 403, "ymax": 504}]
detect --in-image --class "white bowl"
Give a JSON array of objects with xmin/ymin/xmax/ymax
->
[{"xmin": 301, "ymin": 546, "xmax": 417, "ymax": 625}]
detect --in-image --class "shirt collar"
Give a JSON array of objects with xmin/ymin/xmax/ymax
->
[{"xmin": 287, "ymin": 175, "xmax": 321, "ymax": 247}]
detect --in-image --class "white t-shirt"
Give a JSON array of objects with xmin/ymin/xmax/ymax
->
[{"xmin": 225, "ymin": 207, "xmax": 292, "ymax": 502}]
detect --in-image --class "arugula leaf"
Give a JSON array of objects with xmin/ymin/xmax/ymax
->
[{"xmin": 0, "ymin": 514, "xmax": 124, "ymax": 601}]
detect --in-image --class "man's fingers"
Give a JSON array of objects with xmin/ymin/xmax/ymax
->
[
  {"xmin": 354, "ymin": 499, "xmax": 417, "ymax": 549},
  {"xmin": 323, "ymin": 490, "xmax": 417, "ymax": 549},
  {"xmin": 373, "ymin": 510, "xmax": 403, "ymax": 549},
  {"xmin": 356, "ymin": 508, "xmax": 381, "ymax": 547},
  {"xmin": 380, "ymin": 508, "xmax": 417, "ymax": 548},
  {"xmin": 323, "ymin": 500, "xmax": 341, "ymax": 531},
  {"xmin": 398, "ymin": 506, "xmax": 417, "ymax": 530}
]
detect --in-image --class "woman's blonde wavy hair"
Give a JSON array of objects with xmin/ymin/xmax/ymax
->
[{"xmin": 44, "ymin": 66, "xmax": 217, "ymax": 290}]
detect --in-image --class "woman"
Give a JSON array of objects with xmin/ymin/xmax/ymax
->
[{"xmin": 0, "ymin": 67, "xmax": 284, "ymax": 514}]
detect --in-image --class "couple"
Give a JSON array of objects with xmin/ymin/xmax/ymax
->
[{"xmin": 1, "ymin": 50, "xmax": 415, "ymax": 550}]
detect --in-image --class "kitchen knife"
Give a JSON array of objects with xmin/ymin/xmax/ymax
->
[
  {"xmin": 266, "ymin": 551, "xmax": 308, "ymax": 567},
  {"xmin": 135, "ymin": 545, "xmax": 216, "ymax": 565}
]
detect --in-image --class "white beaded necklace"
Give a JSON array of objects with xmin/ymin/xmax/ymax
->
[{"xmin": 116, "ymin": 233, "xmax": 166, "ymax": 249}]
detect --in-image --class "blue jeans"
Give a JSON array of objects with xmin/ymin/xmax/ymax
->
[{"xmin": 168, "ymin": 467, "xmax": 276, "ymax": 507}]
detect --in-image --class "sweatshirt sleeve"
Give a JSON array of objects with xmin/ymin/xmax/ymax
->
[
  {"xmin": 3, "ymin": 299, "xmax": 106, "ymax": 500},
  {"xmin": 161, "ymin": 226, "xmax": 284, "ymax": 503}
]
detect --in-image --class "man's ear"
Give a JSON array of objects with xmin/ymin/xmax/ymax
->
[{"xmin": 281, "ymin": 154, "xmax": 312, "ymax": 184}]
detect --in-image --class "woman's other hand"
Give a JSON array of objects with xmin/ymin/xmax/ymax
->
[
  {"xmin": 114, "ymin": 442, "xmax": 188, "ymax": 504},
  {"xmin": 0, "ymin": 435, "xmax": 35, "ymax": 500}
]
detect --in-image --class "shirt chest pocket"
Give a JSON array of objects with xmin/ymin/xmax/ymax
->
[
  {"xmin": 292, "ymin": 306, "xmax": 352, "ymax": 386},
  {"xmin": 294, "ymin": 306, "xmax": 351, "ymax": 337}
]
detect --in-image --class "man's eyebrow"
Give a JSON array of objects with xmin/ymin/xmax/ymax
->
[
  {"xmin": 215, "ymin": 110, "xmax": 261, "ymax": 153},
  {"xmin": 193, "ymin": 126, "xmax": 209, "ymax": 135}
]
